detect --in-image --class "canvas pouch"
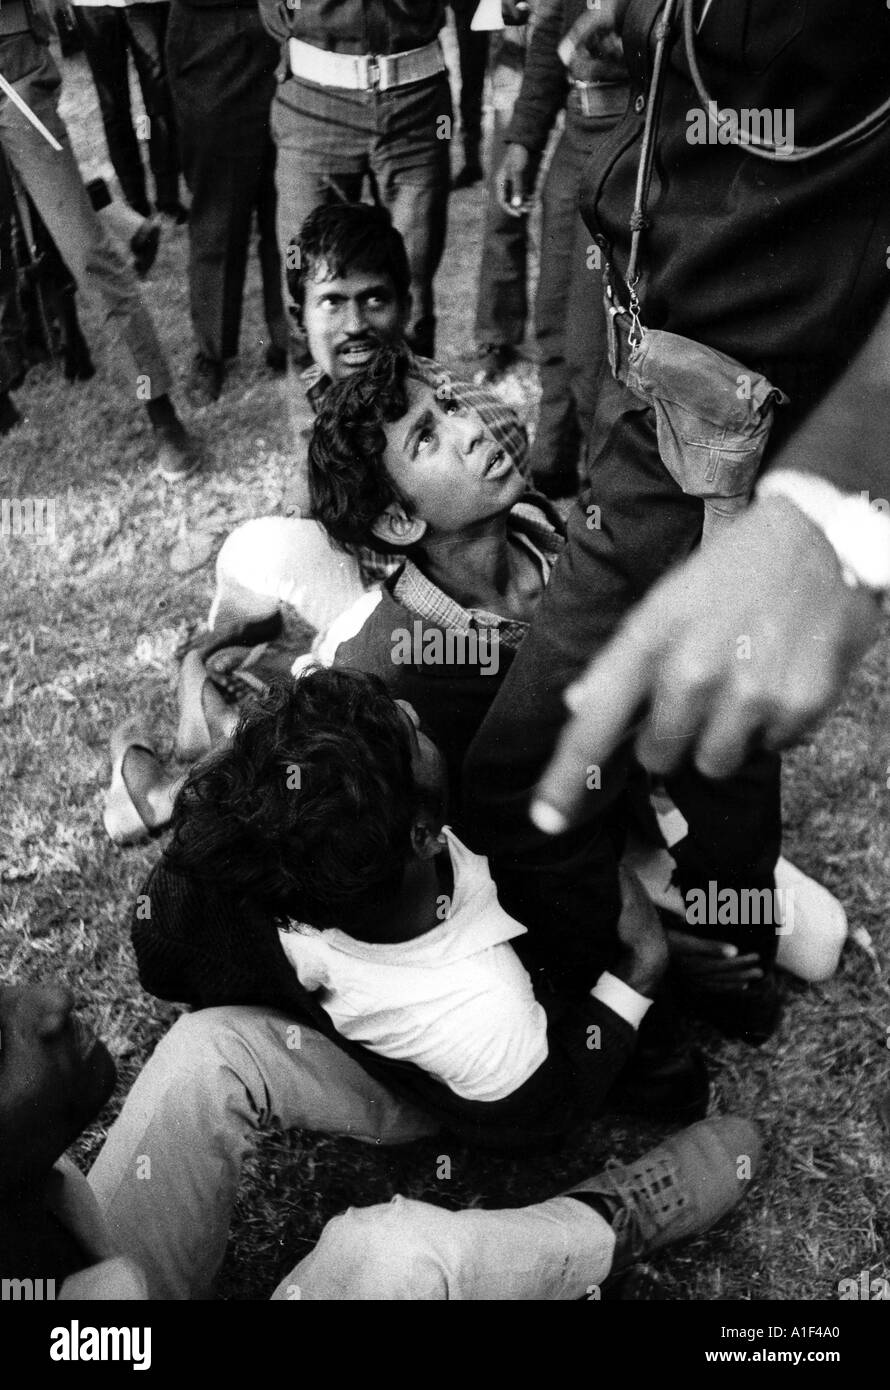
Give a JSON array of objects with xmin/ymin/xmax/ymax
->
[{"xmin": 604, "ymin": 290, "xmax": 787, "ymax": 535}]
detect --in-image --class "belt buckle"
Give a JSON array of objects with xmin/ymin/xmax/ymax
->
[
  {"xmin": 354, "ymin": 54, "xmax": 380, "ymax": 89},
  {"xmin": 378, "ymin": 52, "xmax": 411, "ymax": 91}
]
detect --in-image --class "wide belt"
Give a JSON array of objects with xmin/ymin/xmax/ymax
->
[
  {"xmin": 568, "ymin": 79, "xmax": 629, "ymax": 121},
  {"xmin": 287, "ymin": 37, "xmax": 444, "ymax": 92}
]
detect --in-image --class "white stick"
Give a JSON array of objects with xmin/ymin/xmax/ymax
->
[{"xmin": 0, "ymin": 73, "xmax": 63, "ymax": 150}]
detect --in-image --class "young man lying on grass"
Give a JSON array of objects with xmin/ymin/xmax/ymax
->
[
  {"xmin": 301, "ymin": 338, "xmax": 562, "ymax": 787},
  {"xmin": 101, "ymin": 338, "xmax": 533, "ymax": 835},
  {"xmin": 188, "ymin": 200, "xmax": 529, "ymax": 653},
  {"xmin": 99, "ymin": 208, "xmax": 533, "ymax": 842},
  {"xmin": 104, "ymin": 339, "xmax": 842, "ymax": 1075}
]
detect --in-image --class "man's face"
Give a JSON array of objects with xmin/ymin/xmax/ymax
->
[
  {"xmin": 0, "ymin": 983, "xmax": 116, "ymax": 1194},
  {"xmin": 302, "ymin": 264, "xmax": 408, "ymax": 383},
  {"xmin": 382, "ymin": 380, "xmax": 526, "ymax": 536}
]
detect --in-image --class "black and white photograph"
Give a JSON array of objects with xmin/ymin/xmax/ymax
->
[{"xmin": 1, "ymin": 0, "xmax": 889, "ymax": 1349}]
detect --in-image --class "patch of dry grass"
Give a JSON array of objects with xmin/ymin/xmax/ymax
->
[{"xmin": 1, "ymin": 46, "xmax": 888, "ymax": 1303}]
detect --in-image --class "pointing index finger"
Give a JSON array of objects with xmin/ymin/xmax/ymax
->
[{"xmin": 530, "ymin": 617, "xmax": 660, "ymax": 834}]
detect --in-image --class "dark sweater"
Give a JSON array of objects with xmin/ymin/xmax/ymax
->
[
  {"xmin": 332, "ymin": 496, "xmax": 565, "ymax": 792},
  {"xmin": 507, "ymin": 0, "xmax": 629, "ymax": 153},
  {"xmin": 132, "ymin": 858, "xmax": 636, "ymax": 1153},
  {"xmin": 333, "ymin": 581, "xmax": 517, "ymax": 794}
]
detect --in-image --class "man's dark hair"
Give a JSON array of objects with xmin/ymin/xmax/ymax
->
[
  {"xmin": 167, "ymin": 669, "xmax": 423, "ymax": 931},
  {"xmin": 287, "ymin": 202, "xmax": 411, "ymax": 318},
  {"xmin": 308, "ymin": 339, "xmax": 430, "ymax": 554}
]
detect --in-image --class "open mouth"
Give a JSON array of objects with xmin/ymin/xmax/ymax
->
[
  {"xmin": 483, "ymin": 445, "xmax": 513, "ymax": 480},
  {"xmin": 337, "ymin": 341, "xmax": 376, "ymax": 368}
]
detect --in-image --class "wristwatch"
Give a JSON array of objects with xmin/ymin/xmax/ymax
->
[{"xmin": 757, "ymin": 469, "xmax": 890, "ymax": 596}]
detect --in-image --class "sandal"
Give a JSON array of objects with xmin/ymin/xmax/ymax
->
[{"xmin": 103, "ymin": 720, "xmax": 174, "ymax": 845}]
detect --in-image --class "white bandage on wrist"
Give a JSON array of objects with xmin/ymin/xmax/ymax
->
[{"xmin": 757, "ymin": 469, "xmax": 890, "ymax": 593}]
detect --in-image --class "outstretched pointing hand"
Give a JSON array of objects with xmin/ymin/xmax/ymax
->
[{"xmin": 531, "ymin": 497, "xmax": 881, "ymax": 835}]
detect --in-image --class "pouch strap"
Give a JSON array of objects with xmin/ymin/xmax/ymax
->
[
  {"xmin": 626, "ymin": 0, "xmax": 890, "ymax": 326},
  {"xmin": 625, "ymin": 0, "xmax": 680, "ymax": 299}
]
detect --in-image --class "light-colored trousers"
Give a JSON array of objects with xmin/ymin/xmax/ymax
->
[
  {"xmin": 0, "ymin": 33, "xmax": 172, "ymax": 399},
  {"xmin": 273, "ymin": 1194, "xmax": 613, "ymax": 1301},
  {"xmin": 88, "ymin": 1006, "xmax": 614, "ymax": 1300},
  {"xmin": 209, "ymin": 516, "xmax": 367, "ymax": 637}
]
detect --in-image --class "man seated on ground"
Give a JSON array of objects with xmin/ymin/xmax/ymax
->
[
  {"xmin": 88, "ymin": 668, "xmax": 762, "ymax": 1297},
  {"xmin": 129, "ymin": 668, "xmax": 667, "ymax": 1141},
  {"xmin": 0, "ymin": 973, "xmax": 763, "ymax": 1301}
]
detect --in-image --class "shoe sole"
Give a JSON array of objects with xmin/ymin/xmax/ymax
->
[{"xmin": 104, "ymin": 721, "xmax": 158, "ymax": 845}]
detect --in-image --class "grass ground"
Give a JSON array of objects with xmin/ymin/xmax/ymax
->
[{"xmin": 1, "ymin": 41, "xmax": 889, "ymax": 1302}]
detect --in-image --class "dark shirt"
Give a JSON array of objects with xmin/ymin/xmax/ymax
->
[
  {"xmin": 507, "ymin": 0, "xmax": 630, "ymax": 152},
  {"xmin": 581, "ymin": 0, "xmax": 890, "ymax": 408},
  {"xmin": 258, "ymin": 0, "xmax": 445, "ymax": 53},
  {"xmin": 331, "ymin": 497, "xmax": 564, "ymax": 791}
]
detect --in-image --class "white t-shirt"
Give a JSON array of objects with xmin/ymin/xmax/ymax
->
[{"xmin": 278, "ymin": 828, "xmax": 549, "ymax": 1102}]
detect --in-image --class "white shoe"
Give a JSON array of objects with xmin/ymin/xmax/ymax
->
[
  {"xmin": 773, "ymin": 857, "xmax": 847, "ymax": 982},
  {"xmin": 623, "ymin": 837, "xmax": 848, "ymax": 984}
]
